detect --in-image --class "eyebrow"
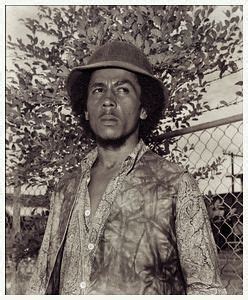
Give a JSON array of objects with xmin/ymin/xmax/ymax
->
[
  {"xmin": 114, "ymin": 80, "xmax": 137, "ymax": 91},
  {"xmin": 88, "ymin": 82, "xmax": 105, "ymax": 90}
]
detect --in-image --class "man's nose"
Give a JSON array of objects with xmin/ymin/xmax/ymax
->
[{"xmin": 102, "ymin": 88, "xmax": 116, "ymax": 107}]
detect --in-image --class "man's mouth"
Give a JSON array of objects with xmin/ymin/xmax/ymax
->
[{"xmin": 100, "ymin": 114, "xmax": 119, "ymax": 125}]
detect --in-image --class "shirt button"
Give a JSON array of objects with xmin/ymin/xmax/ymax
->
[
  {"xmin": 88, "ymin": 243, "xmax": 94, "ymax": 250},
  {"xmin": 85, "ymin": 209, "xmax": 91, "ymax": 217},
  {"xmin": 80, "ymin": 281, "xmax": 86, "ymax": 289}
]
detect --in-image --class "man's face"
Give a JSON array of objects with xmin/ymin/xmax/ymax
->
[{"xmin": 85, "ymin": 68, "xmax": 147, "ymax": 142}]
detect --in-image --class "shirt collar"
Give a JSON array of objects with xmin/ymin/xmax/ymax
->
[
  {"xmin": 80, "ymin": 139, "xmax": 149, "ymax": 173},
  {"xmin": 122, "ymin": 139, "xmax": 149, "ymax": 172}
]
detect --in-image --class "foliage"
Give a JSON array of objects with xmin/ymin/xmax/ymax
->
[
  {"xmin": 6, "ymin": 210, "xmax": 49, "ymax": 263},
  {"xmin": 6, "ymin": 5, "xmax": 243, "ymax": 188}
]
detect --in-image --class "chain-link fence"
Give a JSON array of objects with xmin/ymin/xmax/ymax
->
[
  {"xmin": 5, "ymin": 114, "xmax": 243, "ymax": 294},
  {"xmin": 162, "ymin": 113, "xmax": 243, "ymax": 294}
]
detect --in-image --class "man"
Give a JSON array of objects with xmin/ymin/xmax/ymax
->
[{"xmin": 27, "ymin": 41, "xmax": 226, "ymax": 295}]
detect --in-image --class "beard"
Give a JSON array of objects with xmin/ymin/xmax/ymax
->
[
  {"xmin": 95, "ymin": 134, "xmax": 130, "ymax": 148},
  {"xmin": 93, "ymin": 123, "xmax": 140, "ymax": 149}
]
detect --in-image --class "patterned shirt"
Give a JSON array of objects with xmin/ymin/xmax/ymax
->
[{"xmin": 57, "ymin": 140, "xmax": 226, "ymax": 295}]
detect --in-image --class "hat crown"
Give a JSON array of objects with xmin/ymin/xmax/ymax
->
[{"xmin": 88, "ymin": 41, "xmax": 153, "ymax": 74}]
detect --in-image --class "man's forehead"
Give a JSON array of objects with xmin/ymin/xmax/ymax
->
[{"xmin": 90, "ymin": 67, "xmax": 138, "ymax": 83}]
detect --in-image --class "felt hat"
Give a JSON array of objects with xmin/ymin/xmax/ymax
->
[{"xmin": 66, "ymin": 40, "xmax": 169, "ymax": 114}]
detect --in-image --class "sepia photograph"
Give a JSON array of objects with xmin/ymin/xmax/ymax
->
[{"xmin": 5, "ymin": 3, "xmax": 244, "ymax": 296}]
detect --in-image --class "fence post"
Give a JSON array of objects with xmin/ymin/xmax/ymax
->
[{"xmin": 11, "ymin": 185, "xmax": 21, "ymax": 294}]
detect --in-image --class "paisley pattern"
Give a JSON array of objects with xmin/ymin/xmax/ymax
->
[{"xmin": 27, "ymin": 140, "xmax": 226, "ymax": 295}]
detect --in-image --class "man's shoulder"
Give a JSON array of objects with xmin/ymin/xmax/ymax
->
[
  {"xmin": 55, "ymin": 166, "xmax": 82, "ymax": 191},
  {"xmin": 141, "ymin": 149, "xmax": 184, "ymax": 175}
]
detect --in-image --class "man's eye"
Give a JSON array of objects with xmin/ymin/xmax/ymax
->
[
  {"xmin": 117, "ymin": 87, "xmax": 129, "ymax": 94},
  {"xmin": 92, "ymin": 87, "xmax": 104, "ymax": 94}
]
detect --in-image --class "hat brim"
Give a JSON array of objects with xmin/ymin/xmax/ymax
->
[{"xmin": 66, "ymin": 60, "xmax": 169, "ymax": 111}]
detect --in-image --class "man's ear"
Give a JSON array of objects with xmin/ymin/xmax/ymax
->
[
  {"xmin": 140, "ymin": 108, "xmax": 147, "ymax": 120},
  {"xmin": 85, "ymin": 111, "xmax": 89, "ymax": 120}
]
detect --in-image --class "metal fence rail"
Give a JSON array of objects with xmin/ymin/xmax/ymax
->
[{"xmin": 5, "ymin": 114, "xmax": 243, "ymax": 294}]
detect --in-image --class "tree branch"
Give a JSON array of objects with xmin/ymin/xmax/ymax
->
[{"xmin": 206, "ymin": 68, "xmax": 243, "ymax": 85}]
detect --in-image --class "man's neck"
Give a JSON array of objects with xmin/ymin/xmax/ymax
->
[{"xmin": 95, "ymin": 136, "xmax": 139, "ymax": 169}]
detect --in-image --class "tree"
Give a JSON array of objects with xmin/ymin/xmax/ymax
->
[{"xmin": 6, "ymin": 5, "xmax": 243, "ymax": 189}]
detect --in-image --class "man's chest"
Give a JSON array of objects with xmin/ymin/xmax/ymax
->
[{"xmin": 88, "ymin": 165, "xmax": 120, "ymax": 216}]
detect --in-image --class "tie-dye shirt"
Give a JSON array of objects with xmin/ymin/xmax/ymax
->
[{"xmin": 58, "ymin": 140, "xmax": 226, "ymax": 295}]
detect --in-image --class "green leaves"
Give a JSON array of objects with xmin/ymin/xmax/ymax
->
[
  {"xmin": 152, "ymin": 16, "xmax": 161, "ymax": 28},
  {"xmin": 236, "ymin": 91, "xmax": 243, "ymax": 97},
  {"xmin": 225, "ymin": 10, "xmax": 231, "ymax": 18},
  {"xmin": 150, "ymin": 28, "xmax": 162, "ymax": 38}
]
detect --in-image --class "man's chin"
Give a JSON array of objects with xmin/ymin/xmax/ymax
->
[{"xmin": 95, "ymin": 135, "xmax": 128, "ymax": 148}]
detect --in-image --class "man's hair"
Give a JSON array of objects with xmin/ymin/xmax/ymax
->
[{"xmin": 70, "ymin": 71, "xmax": 166, "ymax": 143}]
